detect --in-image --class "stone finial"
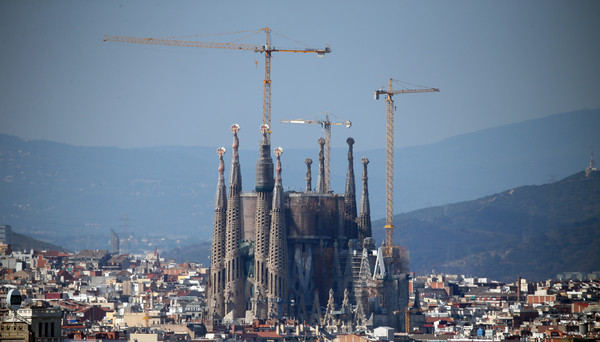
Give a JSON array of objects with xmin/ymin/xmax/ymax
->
[
  {"xmin": 215, "ymin": 147, "xmax": 227, "ymax": 209},
  {"xmin": 231, "ymin": 123, "xmax": 240, "ymax": 153},
  {"xmin": 217, "ymin": 147, "xmax": 226, "ymax": 175},
  {"xmin": 231, "ymin": 124, "xmax": 240, "ymax": 165},
  {"xmin": 274, "ymin": 147, "xmax": 283, "ymax": 181},
  {"xmin": 229, "ymin": 124, "xmax": 242, "ymax": 187},
  {"xmin": 347, "ymin": 137, "xmax": 355, "ymax": 158},
  {"xmin": 305, "ymin": 158, "xmax": 312, "ymax": 192},
  {"xmin": 272, "ymin": 146, "xmax": 285, "ymax": 210},
  {"xmin": 260, "ymin": 123, "xmax": 269, "ymax": 134}
]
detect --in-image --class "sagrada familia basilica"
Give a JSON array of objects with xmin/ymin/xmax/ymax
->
[{"xmin": 206, "ymin": 124, "xmax": 410, "ymax": 332}]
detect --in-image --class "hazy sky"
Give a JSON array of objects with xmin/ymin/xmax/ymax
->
[{"xmin": 1, "ymin": 1, "xmax": 599, "ymax": 151}]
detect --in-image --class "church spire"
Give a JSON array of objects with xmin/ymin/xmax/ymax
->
[
  {"xmin": 224, "ymin": 124, "xmax": 244, "ymax": 318},
  {"xmin": 344, "ymin": 137, "xmax": 358, "ymax": 240},
  {"xmin": 267, "ymin": 147, "xmax": 288, "ymax": 318},
  {"xmin": 209, "ymin": 147, "xmax": 227, "ymax": 319},
  {"xmin": 358, "ymin": 157, "xmax": 372, "ymax": 243},
  {"xmin": 252, "ymin": 124, "xmax": 274, "ymax": 319}
]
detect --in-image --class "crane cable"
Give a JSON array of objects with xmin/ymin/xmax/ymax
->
[
  {"xmin": 392, "ymin": 79, "xmax": 433, "ymax": 90},
  {"xmin": 159, "ymin": 29, "xmax": 320, "ymax": 52}
]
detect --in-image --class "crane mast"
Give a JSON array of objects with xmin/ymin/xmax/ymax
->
[
  {"xmin": 374, "ymin": 78, "xmax": 439, "ymax": 257},
  {"xmin": 281, "ymin": 112, "xmax": 351, "ymax": 192},
  {"xmin": 104, "ymin": 28, "xmax": 330, "ymax": 131},
  {"xmin": 263, "ymin": 29, "xmax": 272, "ymax": 130}
]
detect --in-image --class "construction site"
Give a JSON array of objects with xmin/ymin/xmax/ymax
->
[{"xmin": 105, "ymin": 28, "xmax": 438, "ymax": 332}]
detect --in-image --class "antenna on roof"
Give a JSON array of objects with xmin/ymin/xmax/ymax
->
[{"xmin": 586, "ymin": 146, "xmax": 597, "ymax": 177}]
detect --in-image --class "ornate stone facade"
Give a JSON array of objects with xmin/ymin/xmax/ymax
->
[{"xmin": 207, "ymin": 124, "xmax": 409, "ymax": 332}]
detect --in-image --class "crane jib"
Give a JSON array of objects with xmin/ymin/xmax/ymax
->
[{"xmin": 104, "ymin": 30, "xmax": 331, "ymax": 129}]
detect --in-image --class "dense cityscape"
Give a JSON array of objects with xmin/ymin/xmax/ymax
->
[
  {"xmin": 1, "ymin": 128, "xmax": 599, "ymax": 342},
  {"xmin": 1, "ymin": 237, "xmax": 600, "ymax": 342},
  {"xmin": 2, "ymin": 3, "xmax": 600, "ymax": 342}
]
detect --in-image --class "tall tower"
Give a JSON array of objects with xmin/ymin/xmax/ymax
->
[
  {"xmin": 316, "ymin": 138, "xmax": 326, "ymax": 193},
  {"xmin": 586, "ymin": 147, "xmax": 597, "ymax": 177},
  {"xmin": 209, "ymin": 147, "xmax": 227, "ymax": 319},
  {"xmin": 252, "ymin": 124, "xmax": 274, "ymax": 319},
  {"xmin": 224, "ymin": 124, "xmax": 244, "ymax": 318},
  {"xmin": 267, "ymin": 147, "xmax": 289, "ymax": 318},
  {"xmin": 344, "ymin": 137, "xmax": 358, "ymax": 240},
  {"xmin": 0, "ymin": 225, "xmax": 12, "ymax": 255},
  {"xmin": 110, "ymin": 229, "xmax": 120, "ymax": 255},
  {"xmin": 357, "ymin": 157, "xmax": 372, "ymax": 243}
]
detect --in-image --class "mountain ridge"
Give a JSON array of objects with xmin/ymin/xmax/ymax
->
[
  {"xmin": 9, "ymin": 169, "xmax": 598, "ymax": 284},
  {"xmin": 372, "ymin": 170, "xmax": 600, "ymax": 282},
  {"xmin": 1, "ymin": 109, "xmax": 598, "ymax": 253}
]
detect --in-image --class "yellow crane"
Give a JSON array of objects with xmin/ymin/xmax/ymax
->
[
  {"xmin": 374, "ymin": 78, "xmax": 439, "ymax": 257},
  {"xmin": 281, "ymin": 112, "xmax": 351, "ymax": 192},
  {"xmin": 104, "ymin": 28, "xmax": 331, "ymax": 131}
]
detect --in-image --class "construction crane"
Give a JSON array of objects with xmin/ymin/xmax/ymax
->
[
  {"xmin": 374, "ymin": 78, "xmax": 439, "ymax": 257},
  {"xmin": 281, "ymin": 112, "xmax": 351, "ymax": 192},
  {"xmin": 104, "ymin": 28, "xmax": 331, "ymax": 131}
]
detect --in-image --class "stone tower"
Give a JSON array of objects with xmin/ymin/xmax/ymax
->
[
  {"xmin": 267, "ymin": 147, "xmax": 288, "ymax": 318},
  {"xmin": 316, "ymin": 137, "xmax": 326, "ymax": 193},
  {"xmin": 252, "ymin": 124, "xmax": 274, "ymax": 319},
  {"xmin": 358, "ymin": 157, "xmax": 372, "ymax": 244},
  {"xmin": 209, "ymin": 147, "xmax": 227, "ymax": 319},
  {"xmin": 343, "ymin": 137, "xmax": 358, "ymax": 240},
  {"xmin": 224, "ymin": 124, "xmax": 244, "ymax": 318}
]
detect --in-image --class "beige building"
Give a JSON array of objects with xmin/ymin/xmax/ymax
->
[
  {"xmin": 0, "ymin": 321, "xmax": 31, "ymax": 342},
  {"xmin": 121, "ymin": 311, "xmax": 165, "ymax": 328},
  {"xmin": 1, "ymin": 306, "xmax": 61, "ymax": 342}
]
